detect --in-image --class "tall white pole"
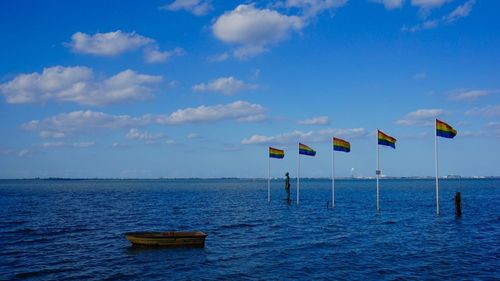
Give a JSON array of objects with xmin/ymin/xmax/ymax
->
[
  {"xmin": 268, "ymin": 156, "xmax": 271, "ymax": 203},
  {"xmin": 331, "ymin": 144, "xmax": 335, "ymax": 208},
  {"xmin": 297, "ymin": 143, "xmax": 301, "ymax": 205},
  {"xmin": 435, "ymin": 119, "xmax": 440, "ymax": 216},
  {"xmin": 376, "ymin": 130, "xmax": 380, "ymax": 212}
]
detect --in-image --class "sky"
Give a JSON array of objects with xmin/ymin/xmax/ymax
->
[{"xmin": 0, "ymin": 0, "xmax": 499, "ymax": 178}]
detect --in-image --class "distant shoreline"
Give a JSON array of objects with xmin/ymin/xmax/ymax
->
[{"xmin": 1, "ymin": 176, "xmax": 499, "ymax": 181}]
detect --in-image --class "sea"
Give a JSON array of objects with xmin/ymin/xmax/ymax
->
[{"xmin": 0, "ymin": 178, "xmax": 499, "ymax": 280}]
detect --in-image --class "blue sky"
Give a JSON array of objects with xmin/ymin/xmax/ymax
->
[{"xmin": 0, "ymin": 0, "xmax": 499, "ymax": 178}]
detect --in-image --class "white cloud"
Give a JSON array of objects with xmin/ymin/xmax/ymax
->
[
  {"xmin": 466, "ymin": 105, "xmax": 500, "ymax": 117},
  {"xmin": 23, "ymin": 110, "xmax": 150, "ymax": 137},
  {"xmin": 144, "ymin": 46, "xmax": 185, "ymax": 63},
  {"xmin": 0, "ymin": 66, "xmax": 162, "ymax": 105},
  {"xmin": 23, "ymin": 101, "xmax": 267, "ymax": 137},
  {"xmin": 69, "ymin": 30, "xmax": 153, "ymax": 56},
  {"xmin": 187, "ymin": 133, "xmax": 202, "ymax": 139},
  {"xmin": 371, "ymin": 0, "xmax": 404, "ymax": 10},
  {"xmin": 160, "ymin": 0, "xmax": 213, "ymax": 16},
  {"xmin": 73, "ymin": 141, "xmax": 96, "ymax": 148},
  {"xmin": 396, "ymin": 109, "xmax": 445, "ymax": 126},
  {"xmin": 282, "ymin": 0, "xmax": 347, "ymax": 17},
  {"xmin": 127, "ymin": 128, "xmax": 164, "ymax": 141},
  {"xmin": 411, "ymin": 0, "xmax": 450, "ymax": 9},
  {"xmin": 403, "ymin": 0, "xmax": 476, "ymax": 32},
  {"xmin": 192, "ymin": 77, "xmax": 257, "ymax": 96},
  {"xmin": 413, "ymin": 72, "xmax": 428, "ymax": 80},
  {"xmin": 207, "ymin": 52, "xmax": 230, "ymax": 62},
  {"xmin": 42, "ymin": 142, "xmax": 66, "ymax": 148},
  {"xmin": 402, "ymin": 20, "xmax": 438, "ymax": 32},
  {"xmin": 68, "ymin": 30, "xmax": 182, "ymax": 64},
  {"xmin": 444, "ymin": 0, "xmax": 476, "ymax": 22},
  {"xmin": 297, "ymin": 116, "xmax": 330, "ymax": 125},
  {"xmin": 40, "ymin": 131, "xmax": 66, "ymax": 139},
  {"xmin": 18, "ymin": 149, "xmax": 31, "ymax": 157},
  {"xmin": 212, "ymin": 4, "xmax": 304, "ymax": 59},
  {"xmin": 156, "ymin": 101, "xmax": 266, "ymax": 125},
  {"xmin": 241, "ymin": 128, "xmax": 367, "ymax": 145},
  {"xmin": 449, "ymin": 89, "xmax": 495, "ymax": 101}
]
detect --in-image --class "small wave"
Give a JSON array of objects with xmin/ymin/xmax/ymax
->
[
  {"xmin": 15, "ymin": 267, "xmax": 77, "ymax": 279},
  {"xmin": 219, "ymin": 223, "xmax": 259, "ymax": 229}
]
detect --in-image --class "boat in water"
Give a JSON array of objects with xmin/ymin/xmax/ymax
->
[{"xmin": 125, "ymin": 231, "xmax": 207, "ymax": 247}]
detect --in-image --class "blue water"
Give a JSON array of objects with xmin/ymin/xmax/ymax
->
[{"xmin": 0, "ymin": 178, "xmax": 499, "ymax": 280}]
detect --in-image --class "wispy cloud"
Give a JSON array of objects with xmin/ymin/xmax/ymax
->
[
  {"xmin": 144, "ymin": 46, "xmax": 185, "ymax": 63},
  {"xmin": 73, "ymin": 141, "xmax": 96, "ymax": 148},
  {"xmin": 449, "ymin": 89, "xmax": 496, "ymax": 101},
  {"xmin": 207, "ymin": 52, "xmax": 230, "ymax": 62},
  {"xmin": 402, "ymin": 0, "xmax": 476, "ymax": 32},
  {"xmin": 371, "ymin": 0, "xmax": 404, "ymax": 10},
  {"xmin": 413, "ymin": 72, "xmax": 428, "ymax": 80},
  {"xmin": 396, "ymin": 109, "xmax": 445, "ymax": 126},
  {"xmin": 18, "ymin": 149, "xmax": 32, "ymax": 157},
  {"xmin": 192, "ymin": 77, "xmax": 257, "ymax": 96},
  {"xmin": 241, "ymin": 128, "xmax": 367, "ymax": 145},
  {"xmin": 411, "ymin": 0, "xmax": 450, "ymax": 10},
  {"xmin": 465, "ymin": 105, "xmax": 500, "ymax": 117},
  {"xmin": 0, "ymin": 66, "xmax": 162, "ymax": 106},
  {"xmin": 160, "ymin": 0, "xmax": 213, "ymax": 16},
  {"xmin": 297, "ymin": 116, "xmax": 330, "ymax": 125},
  {"xmin": 443, "ymin": 0, "xmax": 476, "ymax": 23},
  {"xmin": 23, "ymin": 101, "xmax": 267, "ymax": 138},
  {"xmin": 187, "ymin": 133, "xmax": 203, "ymax": 139},
  {"xmin": 280, "ymin": 0, "xmax": 347, "ymax": 17},
  {"xmin": 156, "ymin": 101, "xmax": 266, "ymax": 125}
]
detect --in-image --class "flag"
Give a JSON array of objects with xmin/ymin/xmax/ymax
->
[
  {"xmin": 299, "ymin": 143, "xmax": 316, "ymax": 156},
  {"xmin": 378, "ymin": 130, "xmax": 396, "ymax": 149},
  {"xmin": 436, "ymin": 119, "xmax": 457, "ymax": 139},
  {"xmin": 269, "ymin": 147, "xmax": 285, "ymax": 159},
  {"xmin": 333, "ymin": 137, "xmax": 350, "ymax": 152}
]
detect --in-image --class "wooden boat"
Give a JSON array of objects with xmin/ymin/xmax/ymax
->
[{"xmin": 125, "ymin": 231, "xmax": 207, "ymax": 247}]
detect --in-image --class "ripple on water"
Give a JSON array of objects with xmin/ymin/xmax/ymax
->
[{"xmin": 0, "ymin": 178, "xmax": 499, "ymax": 280}]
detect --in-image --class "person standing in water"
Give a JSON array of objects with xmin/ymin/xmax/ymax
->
[{"xmin": 284, "ymin": 172, "xmax": 291, "ymax": 202}]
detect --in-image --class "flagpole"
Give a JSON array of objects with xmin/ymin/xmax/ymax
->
[
  {"xmin": 268, "ymin": 155, "xmax": 271, "ymax": 203},
  {"xmin": 297, "ymin": 143, "xmax": 301, "ymax": 205},
  {"xmin": 376, "ymin": 130, "xmax": 380, "ymax": 212},
  {"xmin": 332, "ymin": 143, "xmax": 335, "ymax": 208},
  {"xmin": 435, "ymin": 119, "xmax": 440, "ymax": 216}
]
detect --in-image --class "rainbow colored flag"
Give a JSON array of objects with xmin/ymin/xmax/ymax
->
[
  {"xmin": 299, "ymin": 143, "xmax": 316, "ymax": 156},
  {"xmin": 378, "ymin": 130, "xmax": 396, "ymax": 149},
  {"xmin": 333, "ymin": 137, "xmax": 350, "ymax": 152},
  {"xmin": 269, "ymin": 147, "xmax": 285, "ymax": 159},
  {"xmin": 436, "ymin": 119, "xmax": 457, "ymax": 139}
]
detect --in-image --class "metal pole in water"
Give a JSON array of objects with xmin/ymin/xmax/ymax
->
[
  {"xmin": 332, "ymin": 142, "xmax": 335, "ymax": 208},
  {"xmin": 435, "ymin": 119, "xmax": 440, "ymax": 216},
  {"xmin": 376, "ymin": 130, "xmax": 380, "ymax": 212},
  {"xmin": 297, "ymin": 142, "xmax": 300, "ymax": 205},
  {"xmin": 268, "ymin": 156, "xmax": 270, "ymax": 203}
]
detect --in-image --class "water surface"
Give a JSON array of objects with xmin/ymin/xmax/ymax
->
[{"xmin": 1, "ymin": 179, "xmax": 499, "ymax": 280}]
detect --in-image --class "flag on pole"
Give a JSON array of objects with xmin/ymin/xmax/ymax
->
[
  {"xmin": 269, "ymin": 147, "xmax": 285, "ymax": 159},
  {"xmin": 436, "ymin": 119, "xmax": 457, "ymax": 139},
  {"xmin": 333, "ymin": 137, "xmax": 350, "ymax": 152},
  {"xmin": 378, "ymin": 130, "xmax": 396, "ymax": 149},
  {"xmin": 299, "ymin": 143, "xmax": 316, "ymax": 156}
]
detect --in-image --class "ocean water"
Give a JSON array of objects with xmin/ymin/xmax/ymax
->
[{"xmin": 0, "ymin": 178, "xmax": 499, "ymax": 280}]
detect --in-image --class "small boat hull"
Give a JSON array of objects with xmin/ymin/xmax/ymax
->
[{"xmin": 125, "ymin": 231, "xmax": 207, "ymax": 247}]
